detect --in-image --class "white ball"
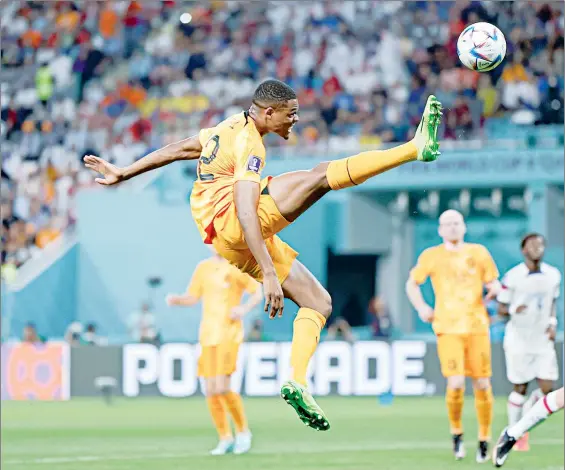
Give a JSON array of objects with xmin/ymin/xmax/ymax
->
[{"xmin": 457, "ymin": 22, "xmax": 506, "ymax": 72}]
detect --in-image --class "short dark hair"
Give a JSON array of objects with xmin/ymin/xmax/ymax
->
[
  {"xmin": 252, "ymin": 79, "xmax": 296, "ymax": 108},
  {"xmin": 521, "ymin": 232, "xmax": 544, "ymax": 249}
]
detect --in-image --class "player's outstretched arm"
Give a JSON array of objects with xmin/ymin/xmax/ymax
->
[
  {"xmin": 234, "ymin": 180, "xmax": 284, "ymax": 319},
  {"xmin": 84, "ymin": 135, "xmax": 202, "ymax": 186},
  {"xmin": 165, "ymin": 293, "xmax": 199, "ymax": 307}
]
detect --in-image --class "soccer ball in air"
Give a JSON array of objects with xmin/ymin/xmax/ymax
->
[{"xmin": 457, "ymin": 22, "xmax": 506, "ymax": 72}]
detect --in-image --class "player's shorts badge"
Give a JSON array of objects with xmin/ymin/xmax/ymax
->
[{"xmin": 247, "ymin": 155, "xmax": 262, "ymax": 173}]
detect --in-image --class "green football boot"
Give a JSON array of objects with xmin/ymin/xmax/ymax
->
[
  {"xmin": 413, "ymin": 95, "xmax": 443, "ymax": 162},
  {"xmin": 280, "ymin": 380, "xmax": 330, "ymax": 431}
]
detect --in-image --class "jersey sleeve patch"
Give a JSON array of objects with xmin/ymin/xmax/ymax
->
[{"xmin": 247, "ymin": 155, "xmax": 262, "ymax": 173}]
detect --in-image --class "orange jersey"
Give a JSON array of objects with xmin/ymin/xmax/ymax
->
[
  {"xmin": 187, "ymin": 257, "xmax": 259, "ymax": 346},
  {"xmin": 190, "ymin": 112, "xmax": 266, "ymax": 244},
  {"xmin": 410, "ymin": 243, "xmax": 499, "ymax": 335}
]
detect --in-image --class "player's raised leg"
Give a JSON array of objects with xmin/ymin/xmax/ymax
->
[
  {"xmin": 493, "ymin": 387, "xmax": 564, "ymax": 467},
  {"xmin": 515, "ymin": 380, "xmax": 554, "ymax": 452},
  {"xmin": 267, "ymin": 95, "xmax": 443, "ymax": 222},
  {"xmin": 279, "ymin": 259, "xmax": 332, "ymax": 431}
]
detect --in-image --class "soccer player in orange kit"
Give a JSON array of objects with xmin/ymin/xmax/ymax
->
[
  {"xmin": 166, "ymin": 250, "xmax": 262, "ymax": 455},
  {"xmin": 85, "ymin": 79, "xmax": 443, "ymax": 430},
  {"xmin": 406, "ymin": 209, "xmax": 501, "ymax": 463}
]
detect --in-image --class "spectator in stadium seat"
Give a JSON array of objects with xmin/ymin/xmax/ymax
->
[
  {"xmin": 65, "ymin": 321, "xmax": 83, "ymax": 345},
  {"xmin": 247, "ymin": 319, "xmax": 267, "ymax": 342},
  {"xmin": 369, "ymin": 296, "xmax": 393, "ymax": 339},
  {"xmin": 326, "ymin": 317, "xmax": 356, "ymax": 343},
  {"xmin": 35, "ymin": 214, "xmax": 63, "ymax": 249},
  {"xmin": 82, "ymin": 323, "xmax": 103, "ymax": 345},
  {"xmin": 22, "ymin": 322, "xmax": 46, "ymax": 343},
  {"xmin": 128, "ymin": 302, "xmax": 159, "ymax": 344}
]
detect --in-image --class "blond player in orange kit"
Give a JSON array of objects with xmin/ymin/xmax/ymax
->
[
  {"xmin": 406, "ymin": 210, "xmax": 501, "ymax": 464},
  {"xmin": 166, "ymin": 250, "xmax": 262, "ymax": 455},
  {"xmin": 85, "ymin": 79, "xmax": 443, "ymax": 430}
]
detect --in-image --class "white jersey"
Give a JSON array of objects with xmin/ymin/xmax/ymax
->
[{"xmin": 497, "ymin": 262, "xmax": 561, "ymax": 353}]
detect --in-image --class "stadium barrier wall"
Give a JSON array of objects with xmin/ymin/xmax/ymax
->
[
  {"xmin": 66, "ymin": 341, "xmax": 563, "ymax": 399},
  {"xmin": 2, "ymin": 341, "xmax": 561, "ymax": 401}
]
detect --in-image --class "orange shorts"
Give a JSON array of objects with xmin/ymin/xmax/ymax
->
[
  {"xmin": 436, "ymin": 334, "xmax": 492, "ymax": 378},
  {"xmin": 212, "ymin": 177, "xmax": 298, "ymax": 284},
  {"xmin": 198, "ymin": 342, "xmax": 241, "ymax": 378}
]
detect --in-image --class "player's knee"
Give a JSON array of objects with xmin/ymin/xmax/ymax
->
[
  {"xmin": 513, "ymin": 383, "xmax": 528, "ymax": 395},
  {"xmin": 473, "ymin": 377, "xmax": 491, "ymax": 390},
  {"xmin": 206, "ymin": 381, "xmax": 218, "ymax": 396},
  {"xmin": 319, "ymin": 289, "xmax": 332, "ymax": 319},
  {"xmin": 447, "ymin": 376, "xmax": 465, "ymax": 390},
  {"xmin": 311, "ymin": 162, "xmax": 331, "ymax": 190},
  {"xmin": 309, "ymin": 287, "xmax": 332, "ymax": 320},
  {"xmin": 539, "ymin": 383, "xmax": 554, "ymax": 395},
  {"xmin": 213, "ymin": 375, "xmax": 230, "ymax": 395}
]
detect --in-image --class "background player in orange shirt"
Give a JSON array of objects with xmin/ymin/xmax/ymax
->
[
  {"xmin": 405, "ymin": 209, "xmax": 501, "ymax": 463},
  {"xmin": 166, "ymin": 250, "xmax": 262, "ymax": 455},
  {"xmin": 85, "ymin": 79, "xmax": 443, "ymax": 430}
]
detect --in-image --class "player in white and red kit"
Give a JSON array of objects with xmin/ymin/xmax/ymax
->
[
  {"xmin": 493, "ymin": 386, "xmax": 563, "ymax": 467},
  {"xmin": 496, "ymin": 233, "xmax": 562, "ymax": 452}
]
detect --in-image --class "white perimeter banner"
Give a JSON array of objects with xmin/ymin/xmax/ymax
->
[{"xmin": 122, "ymin": 341, "xmax": 435, "ymax": 398}]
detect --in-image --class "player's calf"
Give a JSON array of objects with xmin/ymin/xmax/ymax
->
[
  {"xmin": 278, "ymin": 260, "xmax": 331, "ymax": 430},
  {"xmin": 472, "ymin": 378, "xmax": 493, "ymax": 463}
]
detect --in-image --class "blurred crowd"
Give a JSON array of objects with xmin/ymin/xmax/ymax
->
[
  {"xmin": 1, "ymin": 1, "xmax": 564, "ymax": 270},
  {"xmin": 21, "ymin": 319, "xmax": 104, "ymax": 345}
]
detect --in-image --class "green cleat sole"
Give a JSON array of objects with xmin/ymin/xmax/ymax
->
[
  {"xmin": 416, "ymin": 95, "xmax": 443, "ymax": 162},
  {"xmin": 281, "ymin": 382, "xmax": 330, "ymax": 432}
]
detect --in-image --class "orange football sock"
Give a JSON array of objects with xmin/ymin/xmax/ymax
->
[
  {"xmin": 206, "ymin": 394, "xmax": 232, "ymax": 439},
  {"xmin": 475, "ymin": 387, "xmax": 493, "ymax": 441},
  {"xmin": 446, "ymin": 388, "xmax": 465, "ymax": 435},
  {"xmin": 290, "ymin": 308, "xmax": 326, "ymax": 386},
  {"xmin": 223, "ymin": 391, "xmax": 248, "ymax": 433},
  {"xmin": 326, "ymin": 142, "xmax": 418, "ymax": 190}
]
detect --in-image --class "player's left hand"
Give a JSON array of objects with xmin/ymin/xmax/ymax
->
[
  {"xmin": 230, "ymin": 306, "xmax": 246, "ymax": 320},
  {"xmin": 546, "ymin": 325, "xmax": 556, "ymax": 341}
]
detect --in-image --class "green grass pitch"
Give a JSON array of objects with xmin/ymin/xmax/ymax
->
[{"xmin": 2, "ymin": 397, "xmax": 563, "ymax": 470}]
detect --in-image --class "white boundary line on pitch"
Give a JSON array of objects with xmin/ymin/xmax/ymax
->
[{"xmin": 3, "ymin": 439, "xmax": 564, "ymax": 466}]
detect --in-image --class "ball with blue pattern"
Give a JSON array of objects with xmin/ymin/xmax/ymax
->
[{"xmin": 457, "ymin": 22, "xmax": 507, "ymax": 72}]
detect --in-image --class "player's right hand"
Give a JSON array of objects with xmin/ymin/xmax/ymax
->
[
  {"xmin": 83, "ymin": 155, "xmax": 124, "ymax": 186},
  {"xmin": 515, "ymin": 304, "xmax": 528, "ymax": 313},
  {"xmin": 417, "ymin": 305, "xmax": 434, "ymax": 323},
  {"xmin": 165, "ymin": 294, "xmax": 179, "ymax": 306},
  {"xmin": 263, "ymin": 272, "xmax": 284, "ymax": 319}
]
